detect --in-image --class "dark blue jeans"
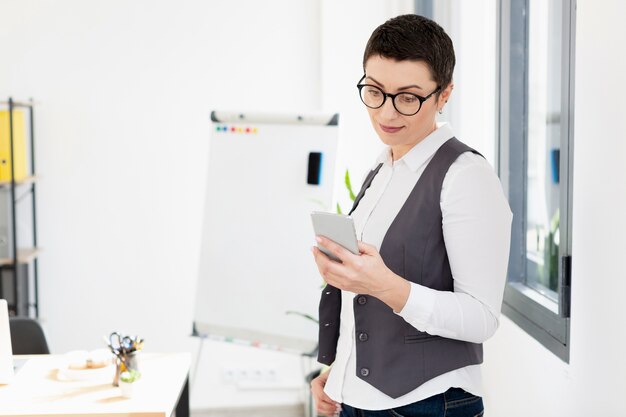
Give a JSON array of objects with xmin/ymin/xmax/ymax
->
[{"xmin": 339, "ymin": 387, "xmax": 484, "ymax": 417}]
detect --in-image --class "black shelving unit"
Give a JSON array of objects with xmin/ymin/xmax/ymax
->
[{"xmin": 0, "ymin": 97, "xmax": 40, "ymax": 318}]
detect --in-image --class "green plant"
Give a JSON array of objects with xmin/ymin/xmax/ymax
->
[
  {"xmin": 336, "ymin": 170, "xmax": 357, "ymax": 214},
  {"xmin": 120, "ymin": 369, "xmax": 141, "ymax": 383}
]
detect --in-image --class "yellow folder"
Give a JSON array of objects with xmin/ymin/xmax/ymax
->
[{"xmin": 0, "ymin": 110, "xmax": 28, "ymax": 182}]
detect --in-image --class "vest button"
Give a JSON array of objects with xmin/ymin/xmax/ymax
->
[
  {"xmin": 360, "ymin": 367, "xmax": 370, "ymax": 377},
  {"xmin": 357, "ymin": 296, "xmax": 367, "ymax": 305},
  {"xmin": 358, "ymin": 332, "xmax": 368, "ymax": 342}
]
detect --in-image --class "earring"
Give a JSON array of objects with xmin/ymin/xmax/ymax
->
[{"xmin": 438, "ymin": 108, "xmax": 443, "ymax": 114}]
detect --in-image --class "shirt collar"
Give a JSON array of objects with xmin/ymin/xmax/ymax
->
[{"xmin": 375, "ymin": 123, "xmax": 455, "ymax": 172}]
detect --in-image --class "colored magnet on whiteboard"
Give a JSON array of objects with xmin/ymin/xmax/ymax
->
[{"xmin": 307, "ymin": 152, "xmax": 322, "ymax": 185}]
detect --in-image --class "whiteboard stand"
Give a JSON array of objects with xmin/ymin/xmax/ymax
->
[{"xmin": 193, "ymin": 110, "xmax": 339, "ymax": 358}]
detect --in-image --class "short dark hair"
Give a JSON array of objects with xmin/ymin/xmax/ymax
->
[{"xmin": 363, "ymin": 14, "xmax": 455, "ymax": 90}]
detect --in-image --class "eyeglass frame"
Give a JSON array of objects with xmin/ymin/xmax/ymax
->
[{"xmin": 356, "ymin": 75, "xmax": 441, "ymax": 116}]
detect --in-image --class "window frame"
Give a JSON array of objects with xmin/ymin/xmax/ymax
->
[
  {"xmin": 496, "ymin": 0, "xmax": 576, "ymax": 362},
  {"xmin": 414, "ymin": 0, "xmax": 434, "ymax": 19}
]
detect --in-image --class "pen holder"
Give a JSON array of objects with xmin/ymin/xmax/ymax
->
[{"xmin": 113, "ymin": 351, "xmax": 141, "ymax": 387}]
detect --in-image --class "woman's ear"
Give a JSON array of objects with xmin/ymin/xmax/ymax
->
[{"xmin": 438, "ymin": 82, "xmax": 454, "ymax": 110}]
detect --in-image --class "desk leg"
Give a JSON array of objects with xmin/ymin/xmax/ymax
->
[{"xmin": 175, "ymin": 374, "xmax": 190, "ymax": 417}]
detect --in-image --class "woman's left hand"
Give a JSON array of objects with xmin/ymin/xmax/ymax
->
[{"xmin": 312, "ymin": 236, "xmax": 411, "ymax": 311}]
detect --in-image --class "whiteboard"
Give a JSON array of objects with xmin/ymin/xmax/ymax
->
[{"xmin": 193, "ymin": 111, "xmax": 339, "ymax": 353}]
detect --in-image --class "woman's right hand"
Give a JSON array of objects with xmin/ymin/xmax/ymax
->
[{"xmin": 310, "ymin": 368, "xmax": 341, "ymax": 416}]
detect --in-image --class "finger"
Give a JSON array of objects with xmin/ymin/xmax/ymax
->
[
  {"xmin": 310, "ymin": 375, "xmax": 338, "ymax": 406},
  {"xmin": 315, "ymin": 389, "xmax": 338, "ymax": 407},
  {"xmin": 312, "ymin": 246, "xmax": 336, "ymax": 265},
  {"xmin": 316, "ymin": 401, "xmax": 340, "ymax": 417},
  {"xmin": 318, "ymin": 407, "xmax": 340, "ymax": 417},
  {"xmin": 316, "ymin": 236, "xmax": 353, "ymax": 263},
  {"xmin": 315, "ymin": 397, "xmax": 337, "ymax": 408},
  {"xmin": 310, "ymin": 372, "xmax": 340, "ymax": 416},
  {"xmin": 312, "ymin": 389, "xmax": 339, "ymax": 415},
  {"xmin": 312, "ymin": 247, "xmax": 347, "ymax": 276},
  {"xmin": 312, "ymin": 247, "xmax": 336, "ymax": 274},
  {"xmin": 357, "ymin": 240, "xmax": 377, "ymax": 255},
  {"xmin": 311, "ymin": 253, "xmax": 347, "ymax": 288}
]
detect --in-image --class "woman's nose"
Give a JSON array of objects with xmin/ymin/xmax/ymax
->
[{"xmin": 380, "ymin": 96, "xmax": 399, "ymax": 119}]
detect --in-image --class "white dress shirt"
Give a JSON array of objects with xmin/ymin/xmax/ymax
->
[{"xmin": 323, "ymin": 123, "xmax": 513, "ymax": 410}]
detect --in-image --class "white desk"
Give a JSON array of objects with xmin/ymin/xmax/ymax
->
[{"xmin": 0, "ymin": 352, "xmax": 190, "ymax": 417}]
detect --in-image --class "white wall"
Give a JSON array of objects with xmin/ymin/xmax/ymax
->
[
  {"xmin": 0, "ymin": 0, "xmax": 322, "ymax": 410},
  {"xmin": 434, "ymin": 0, "xmax": 497, "ymax": 165},
  {"xmin": 0, "ymin": 0, "xmax": 414, "ymax": 411},
  {"xmin": 320, "ymin": 0, "xmax": 414, "ymax": 207},
  {"xmin": 481, "ymin": 0, "xmax": 626, "ymax": 415}
]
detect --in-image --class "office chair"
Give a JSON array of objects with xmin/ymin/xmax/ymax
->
[{"xmin": 9, "ymin": 317, "xmax": 50, "ymax": 354}]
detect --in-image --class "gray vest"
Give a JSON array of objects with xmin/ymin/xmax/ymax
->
[{"xmin": 317, "ymin": 137, "xmax": 483, "ymax": 399}]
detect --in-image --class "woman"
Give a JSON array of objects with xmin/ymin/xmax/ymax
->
[{"xmin": 310, "ymin": 14, "xmax": 512, "ymax": 417}]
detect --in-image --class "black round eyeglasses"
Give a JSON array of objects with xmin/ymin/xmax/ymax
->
[{"xmin": 356, "ymin": 75, "xmax": 440, "ymax": 116}]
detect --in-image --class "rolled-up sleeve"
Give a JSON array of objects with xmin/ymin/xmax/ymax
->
[{"xmin": 396, "ymin": 156, "xmax": 513, "ymax": 344}]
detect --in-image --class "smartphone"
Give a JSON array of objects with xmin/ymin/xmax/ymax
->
[{"xmin": 311, "ymin": 212, "xmax": 359, "ymax": 262}]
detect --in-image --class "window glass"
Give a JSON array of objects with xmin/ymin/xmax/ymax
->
[
  {"xmin": 498, "ymin": 0, "xmax": 574, "ymax": 361},
  {"xmin": 525, "ymin": 0, "xmax": 563, "ymax": 299}
]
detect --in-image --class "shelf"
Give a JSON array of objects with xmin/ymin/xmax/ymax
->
[
  {"xmin": 0, "ymin": 247, "xmax": 41, "ymax": 266},
  {"xmin": 1, "ymin": 98, "xmax": 40, "ymax": 318},
  {"xmin": 0, "ymin": 100, "xmax": 34, "ymax": 108},
  {"xmin": 0, "ymin": 175, "xmax": 38, "ymax": 188}
]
